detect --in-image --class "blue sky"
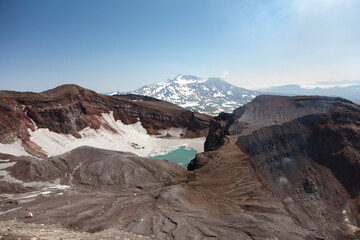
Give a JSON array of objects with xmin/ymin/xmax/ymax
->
[{"xmin": 1, "ymin": 0, "xmax": 359, "ymax": 92}]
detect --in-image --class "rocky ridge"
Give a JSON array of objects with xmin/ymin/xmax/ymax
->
[
  {"xmin": 0, "ymin": 84, "xmax": 211, "ymax": 157},
  {"xmin": 263, "ymin": 84, "xmax": 360, "ymax": 104}
]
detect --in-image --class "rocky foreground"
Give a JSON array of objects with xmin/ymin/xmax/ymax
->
[
  {"xmin": 0, "ymin": 220, "xmax": 151, "ymax": 240},
  {"xmin": 1, "ymin": 88, "xmax": 360, "ymax": 239}
]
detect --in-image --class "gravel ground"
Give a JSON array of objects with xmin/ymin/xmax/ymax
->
[{"xmin": 0, "ymin": 220, "xmax": 152, "ymax": 240}]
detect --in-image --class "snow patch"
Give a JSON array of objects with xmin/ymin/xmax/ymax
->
[
  {"xmin": 0, "ymin": 207, "xmax": 22, "ymax": 216},
  {"xmin": 180, "ymin": 102, "xmax": 199, "ymax": 108},
  {"xmin": 0, "ymin": 162, "xmax": 16, "ymax": 170},
  {"xmin": 342, "ymin": 209, "xmax": 350, "ymax": 223},
  {"xmin": 174, "ymin": 76, "xmax": 208, "ymax": 85},
  {"xmin": 0, "ymin": 166, "xmax": 69, "ymax": 190},
  {"xmin": 281, "ymin": 157, "xmax": 293, "ymax": 165},
  {"xmin": 109, "ymin": 91, "xmax": 121, "ymax": 96},
  {"xmin": 0, "ymin": 140, "xmax": 30, "ymax": 157},
  {"xmin": 0, "ymin": 161, "xmax": 70, "ymax": 201},
  {"xmin": 278, "ymin": 176, "xmax": 290, "ymax": 188},
  {"xmin": 213, "ymin": 92, "xmax": 225, "ymax": 98}
]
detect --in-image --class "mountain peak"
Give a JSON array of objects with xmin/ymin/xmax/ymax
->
[
  {"xmin": 168, "ymin": 74, "xmax": 207, "ymax": 85},
  {"xmin": 131, "ymin": 75, "xmax": 260, "ymax": 115},
  {"xmin": 175, "ymin": 74, "xmax": 199, "ymax": 79}
]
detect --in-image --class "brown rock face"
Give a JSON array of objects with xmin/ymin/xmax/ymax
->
[
  {"xmin": 0, "ymin": 85, "xmax": 211, "ymax": 155},
  {"xmin": 203, "ymin": 95, "xmax": 360, "ymax": 239}
]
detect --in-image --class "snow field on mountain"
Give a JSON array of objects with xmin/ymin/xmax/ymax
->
[
  {"xmin": 28, "ymin": 112, "xmax": 205, "ymax": 158},
  {"xmin": 130, "ymin": 74, "xmax": 260, "ymax": 115}
]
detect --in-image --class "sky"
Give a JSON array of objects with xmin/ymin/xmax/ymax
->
[{"xmin": 0, "ymin": 0, "xmax": 359, "ymax": 92}]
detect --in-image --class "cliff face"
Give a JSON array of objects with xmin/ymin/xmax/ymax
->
[
  {"xmin": 204, "ymin": 112, "xmax": 233, "ymax": 151},
  {"xmin": 0, "ymin": 85, "xmax": 211, "ymax": 156},
  {"xmin": 201, "ymin": 95, "xmax": 360, "ymax": 239}
]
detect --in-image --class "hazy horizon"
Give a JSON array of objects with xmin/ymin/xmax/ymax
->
[{"xmin": 1, "ymin": 0, "xmax": 359, "ymax": 92}]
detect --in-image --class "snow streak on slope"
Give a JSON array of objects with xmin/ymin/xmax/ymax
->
[
  {"xmin": 27, "ymin": 112, "xmax": 204, "ymax": 158},
  {"xmin": 126, "ymin": 74, "xmax": 260, "ymax": 115}
]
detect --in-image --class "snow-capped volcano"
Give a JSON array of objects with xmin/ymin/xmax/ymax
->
[{"xmin": 116, "ymin": 74, "xmax": 260, "ymax": 115}]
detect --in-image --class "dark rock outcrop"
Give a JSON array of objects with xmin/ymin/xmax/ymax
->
[
  {"xmin": 204, "ymin": 112, "xmax": 233, "ymax": 152},
  {"xmin": 204, "ymin": 95, "xmax": 360, "ymax": 239}
]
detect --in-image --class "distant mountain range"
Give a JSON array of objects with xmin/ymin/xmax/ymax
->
[
  {"xmin": 262, "ymin": 84, "xmax": 360, "ymax": 104},
  {"xmin": 111, "ymin": 74, "xmax": 260, "ymax": 115},
  {"xmin": 110, "ymin": 75, "xmax": 360, "ymax": 115}
]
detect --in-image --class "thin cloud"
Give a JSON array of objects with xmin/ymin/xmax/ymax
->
[
  {"xmin": 315, "ymin": 80, "xmax": 360, "ymax": 85},
  {"xmin": 290, "ymin": 0, "xmax": 357, "ymax": 18},
  {"xmin": 221, "ymin": 70, "xmax": 230, "ymax": 78}
]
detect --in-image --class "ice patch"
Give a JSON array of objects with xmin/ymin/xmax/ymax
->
[
  {"xmin": 148, "ymin": 148, "xmax": 173, "ymax": 158},
  {"xmin": 148, "ymin": 143, "xmax": 195, "ymax": 158}
]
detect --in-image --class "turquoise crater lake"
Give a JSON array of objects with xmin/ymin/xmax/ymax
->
[{"xmin": 149, "ymin": 146, "xmax": 197, "ymax": 168}]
